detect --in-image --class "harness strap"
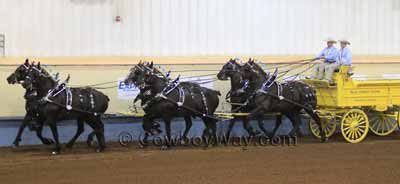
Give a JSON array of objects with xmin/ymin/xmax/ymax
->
[
  {"xmin": 42, "ymin": 83, "xmax": 102, "ymax": 115},
  {"xmin": 200, "ymin": 90, "xmax": 209, "ymax": 115},
  {"xmin": 257, "ymin": 90, "xmax": 313, "ymax": 111},
  {"xmin": 66, "ymin": 87, "xmax": 72, "ymax": 110},
  {"xmin": 177, "ymin": 87, "xmax": 185, "ymax": 107}
]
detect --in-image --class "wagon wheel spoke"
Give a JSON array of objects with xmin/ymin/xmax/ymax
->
[
  {"xmin": 308, "ymin": 118, "xmax": 337, "ymax": 139},
  {"xmin": 341, "ymin": 109, "xmax": 369, "ymax": 143},
  {"xmin": 368, "ymin": 112, "xmax": 397, "ymax": 136}
]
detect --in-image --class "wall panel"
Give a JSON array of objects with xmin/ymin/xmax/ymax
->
[{"xmin": 0, "ymin": 0, "xmax": 399, "ymax": 57}]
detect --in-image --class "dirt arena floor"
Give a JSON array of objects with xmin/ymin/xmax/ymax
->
[{"xmin": 1, "ymin": 135, "xmax": 400, "ymax": 184}]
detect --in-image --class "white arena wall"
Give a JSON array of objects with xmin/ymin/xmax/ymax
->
[{"xmin": 0, "ymin": 0, "xmax": 399, "ymax": 57}]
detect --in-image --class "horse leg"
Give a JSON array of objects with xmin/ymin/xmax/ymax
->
[
  {"xmin": 95, "ymin": 119, "xmax": 106, "ymax": 152},
  {"xmin": 86, "ymin": 131, "xmax": 96, "ymax": 147},
  {"xmin": 245, "ymin": 106, "xmax": 266, "ymax": 136},
  {"xmin": 256, "ymin": 113, "xmax": 268, "ymax": 136},
  {"xmin": 46, "ymin": 118, "xmax": 61, "ymax": 155},
  {"xmin": 209, "ymin": 119, "xmax": 218, "ymax": 146},
  {"xmin": 140, "ymin": 115, "xmax": 154, "ymax": 148},
  {"xmin": 182, "ymin": 116, "xmax": 192, "ymax": 140},
  {"xmin": 12, "ymin": 114, "xmax": 32, "ymax": 147},
  {"xmin": 305, "ymin": 109, "xmax": 327, "ymax": 142},
  {"xmin": 200, "ymin": 118, "xmax": 213, "ymax": 147},
  {"xmin": 295, "ymin": 120, "xmax": 304, "ymax": 137},
  {"xmin": 85, "ymin": 117, "xmax": 106, "ymax": 152},
  {"xmin": 288, "ymin": 113, "xmax": 302, "ymax": 137},
  {"xmin": 34, "ymin": 120, "xmax": 54, "ymax": 145},
  {"xmin": 162, "ymin": 118, "xmax": 172, "ymax": 149},
  {"xmin": 247, "ymin": 105, "xmax": 265, "ymax": 120},
  {"xmin": 270, "ymin": 115, "xmax": 283, "ymax": 137},
  {"xmin": 226, "ymin": 118, "xmax": 236, "ymax": 138},
  {"xmin": 66, "ymin": 118, "xmax": 85, "ymax": 148},
  {"xmin": 242, "ymin": 117, "xmax": 257, "ymax": 136}
]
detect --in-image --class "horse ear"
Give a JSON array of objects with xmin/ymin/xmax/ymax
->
[
  {"xmin": 31, "ymin": 61, "xmax": 35, "ymax": 66},
  {"xmin": 66, "ymin": 74, "xmax": 70, "ymax": 83},
  {"xmin": 37, "ymin": 62, "xmax": 41, "ymax": 69},
  {"xmin": 149, "ymin": 62, "xmax": 153, "ymax": 68},
  {"xmin": 24, "ymin": 58, "xmax": 29, "ymax": 66},
  {"xmin": 271, "ymin": 68, "xmax": 278, "ymax": 81},
  {"xmin": 54, "ymin": 72, "xmax": 59, "ymax": 81},
  {"xmin": 272, "ymin": 68, "xmax": 278, "ymax": 79}
]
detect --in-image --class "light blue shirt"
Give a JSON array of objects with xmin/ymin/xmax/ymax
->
[
  {"xmin": 316, "ymin": 46, "xmax": 339, "ymax": 63},
  {"xmin": 338, "ymin": 47, "xmax": 352, "ymax": 65}
]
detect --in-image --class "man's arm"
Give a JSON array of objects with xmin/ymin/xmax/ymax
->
[
  {"xmin": 342, "ymin": 50, "xmax": 352, "ymax": 65},
  {"xmin": 325, "ymin": 48, "xmax": 339, "ymax": 62},
  {"xmin": 313, "ymin": 48, "xmax": 325, "ymax": 61}
]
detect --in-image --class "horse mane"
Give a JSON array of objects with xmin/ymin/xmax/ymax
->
[
  {"xmin": 30, "ymin": 65, "xmax": 59, "ymax": 83},
  {"xmin": 251, "ymin": 62, "xmax": 268, "ymax": 77}
]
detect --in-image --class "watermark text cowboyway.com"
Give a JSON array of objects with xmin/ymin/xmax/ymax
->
[{"xmin": 118, "ymin": 131, "xmax": 298, "ymax": 147}]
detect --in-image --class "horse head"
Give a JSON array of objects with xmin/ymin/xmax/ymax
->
[
  {"xmin": 125, "ymin": 61, "xmax": 147, "ymax": 86},
  {"xmin": 217, "ymin": 58, "xmax": 242, "ymax": 80},
  {"xmin": 125, "ymin": 61, "xmax": 166, "ymax": 88},
  {"xmin": 6, "ymin": 59, "xmax": 31, "ymax": 84},
  {"xmin": 23, "ymin": 62, "xmax": 53, "ymax": 90}
]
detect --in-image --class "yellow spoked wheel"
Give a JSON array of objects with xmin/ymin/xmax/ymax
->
[
  {"xmin": 309, "ymin": 118, "xmax": 337, "ymax": 139},
  {"xmin": 368, "ymin": 113, "xmax": 398, "ymax": 136},
  {"xmin": 341, "ymin": 109, "xmax": 369, "ymax": 143}
]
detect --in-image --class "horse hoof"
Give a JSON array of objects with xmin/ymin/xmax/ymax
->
[
  {"xmin": 12, "ymin": 143, "xmax": 19, "ymax": 149},
  {"xmin": 180, "ymin": 138, "xmax": 190, "ymax": 146},
  {"xmin": 321, "ymin": 137, "xmax": 328, "ymax": 143},
  {"xmin": 138, "ymin": 144, "xmax": 147, "ymax": 149},
  {"xmin": 43, "ymin": 139, "xmax": 54, "ymax": 145},
  {"xmin": 51, "ymin": 151, "xmax": 60, "ymax": 155},
  {"xmin": 160, "ymin": 145, "xmax": 170, "ymax": 150},
  {"xmin": 86, "ymin": 140, "xmax": 92, "ymax": 147},
  {"xmin": 87, "ymin": 140, "xmax": 97, "ymax": 148},
  {"xmin": 95, "ymin": 148, "xmax": 104, "ymax": 153},
  {"xmin": 66, "ymin": 143, "xmax": 74, "ymax": 148}
]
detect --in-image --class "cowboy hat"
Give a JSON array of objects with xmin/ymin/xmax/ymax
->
[
  {"xmin": 324, "ymin": 38, "xmax": 337, "ymax": 43},
  {"xmin": 338, "ymin": 39, "xmax": 351, "ymax": 45}
]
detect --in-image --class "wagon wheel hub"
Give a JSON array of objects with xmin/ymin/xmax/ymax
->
[{"xmin": 349, "ymin": 118, "xmax": 360, "ymax": 130}]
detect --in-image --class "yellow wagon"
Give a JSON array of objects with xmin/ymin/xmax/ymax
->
[{"xmin": 303, "ymin": 66, "xmax": 400, "ymax": 143}]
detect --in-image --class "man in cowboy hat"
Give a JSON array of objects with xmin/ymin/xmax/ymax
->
[
  {"xmin": 337, "ymin": 39, "xmax": 352, "ymax": 66},
  {"xmin": 310, "ymin": 38, "xmax": 339, "ymax": 84}
]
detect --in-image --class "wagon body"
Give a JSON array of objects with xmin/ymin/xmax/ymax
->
[{"xmin": 302, "ymin": 66, "xmax": 400, "ymax": 143}]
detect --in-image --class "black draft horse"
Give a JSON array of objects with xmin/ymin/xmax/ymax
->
[
  {"xmin": 125, "ymin": 61, "xmax": 221, "ymax": 148},
  {"xmin": 125, "ymin": 62, "xmax": 195, "ymax": 142},
  {"xmin": 241, "ymin": 61, "xmax": 327, "ymax": 142},
  {"xmin": 7, "ymin": 60, "xmax": 96, "ymax": 148},
  {"xmin": 217, "ymin": 58, "xmax": 285, "ymax": 137},
  {"xmin": 6, "ymin": 59, "xmax": 54, "ymax": 146},
  {"xmin": 22, "ymin": 63, "xmax": 110, "ymax": 154}
]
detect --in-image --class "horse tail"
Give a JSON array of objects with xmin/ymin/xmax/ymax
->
[
  {"xmin": 213, "ymin": 89, "xmax": 221, "ymax": 96},
  {"xmin": 291, "ymin": 81, "xmax": 317, "ymax": 109}
]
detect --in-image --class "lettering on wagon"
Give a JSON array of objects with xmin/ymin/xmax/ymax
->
[
  {"xmin": 353, "ymin": 98, "xmax": 376, "ymax": 102},
  {"xmin": 348, "ymin": 90, "xmax": 381, "ymax": 94}
]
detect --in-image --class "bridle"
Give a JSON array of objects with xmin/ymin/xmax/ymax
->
[{"xmin": 24, "ymin": 66, "xmax": 55, "ymax": 90}]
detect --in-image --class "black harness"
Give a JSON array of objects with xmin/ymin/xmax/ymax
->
[{"xmin": 42, "ymin": 77, "xmax": 101, "ymax": 116}]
